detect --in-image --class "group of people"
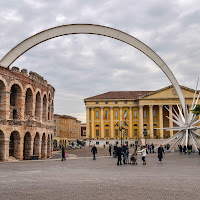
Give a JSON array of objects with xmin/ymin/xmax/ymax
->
[
  {"xmin": 179, "ymin": 144, "xmax": 193, "ymax": 154},
  {"xmin": 90, "ymin": 143, "xmax": 166, "ymax": 165}
]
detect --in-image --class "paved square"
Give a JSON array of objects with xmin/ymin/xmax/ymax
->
[{"xmin": 0, "ymin": 148, "xmax": 200, "ymax": 200}]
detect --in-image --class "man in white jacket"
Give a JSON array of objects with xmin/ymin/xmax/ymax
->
[{"xmin": 138, "ymin": 146, "xmax": 147, "ymax": 165}]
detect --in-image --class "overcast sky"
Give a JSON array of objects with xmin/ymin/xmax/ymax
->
[{"xmin": 0, "ymin": 0, "xmax": 200, "ymax": 123}]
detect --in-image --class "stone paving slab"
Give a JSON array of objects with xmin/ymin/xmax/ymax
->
[{"xmin": 0, "ymin": 152, "xmax": 200, "ymax": 200}]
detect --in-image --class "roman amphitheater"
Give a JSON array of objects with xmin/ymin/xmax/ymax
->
[{"xmin": 0, "ymin": 66, "xmax": 55, "ymax": 161}]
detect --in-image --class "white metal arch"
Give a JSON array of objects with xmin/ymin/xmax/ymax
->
[{"xmin": 0, "ymin": 24, "xmax": 186, "ymax": 113}]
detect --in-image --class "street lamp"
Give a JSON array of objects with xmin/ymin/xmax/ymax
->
[
  {"xmin": 143, "ymin": 124, "xmax": 148, "ymax": 145},
  {"xmin": 115, "ymin": 121, "xmax": 128, "ymax": 146}
]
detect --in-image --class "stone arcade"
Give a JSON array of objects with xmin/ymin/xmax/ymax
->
[{"xmin": 0, "ymin": 66, "xmax": 55, "ymax": 161}]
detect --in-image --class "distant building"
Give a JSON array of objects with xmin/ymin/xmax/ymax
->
[
  {"xmin": 84, "ymin": 85, "xmax": 200, "ymax": 147},
  {"xmin": 81, "ymin": 123, "xmax": 86, "ymax": 141},
  {"xmin": 53, "ymin": 114, "xmax": 81, "ymax": 148}
]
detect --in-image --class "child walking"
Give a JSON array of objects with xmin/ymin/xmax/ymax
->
[{"xmin": 138, "ymin": 146, "xmax": 147, "ymax": 165}]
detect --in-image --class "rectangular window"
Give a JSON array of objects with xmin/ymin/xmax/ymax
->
[
  {"xmin": 96, "ymin": 102, "xmax": 99, "ymax": 104},
  {"xmin": 134, "ymin": 129, "xmax": 137, "ymax": 136},
  {"xmin": 96, "ymin": 111, "xmax": 99, "ymax": 119},
  {"xmin": 105, "ymin": 129, "xmax": 109, "ymax": 137},
  {"xmin": 96, "ymin": 142, "xmax": 99, "ymax": 145},
  {"xmin": 115, "ymin": 110, "xmax": 118, "ymax": 119},
  {"xmin": 154, "ymin": 129, "xmax": 157, "ymax": 137},
  {"xmin": 153, "ymin": 110, "xmax": 156, "ymax": 118},
  {"xmin": 54, "ymin": 126, "xmax": 56, "ymax": 131},
  {"xmin": 54, "ymin": 133, "xmax": 56, "ymax": 137},
  {"xmin": 115, "ymin": 129, "xmax": 118, "ymax": 136},
  {"xmin": 96, "ymin": 129, "xmax": 99, "ymax": 137},
  {"xmin": 124, "ymin": 101, "xmax": 127, "ymax": 104},
  {"xmin": 105, "ymin": 110, "xmax": 108, "ymax": 119},
  {"xmin": 105, "ymin": 102, "xmax": 108, "ymax": 104},
  {"xmin": 124, "ymin": 129, "xmax": 128, "ymax": 136},
  {"xmin": 143, "ymin": 110, "xmax": 147, "ymax": 118},
  {"xmin": 115, "ymin": 101, "xmax": 118, "ymax": 104},
  {"xmin": 134, "ymin": 110, "xmax": 137, "ymax": 118}
]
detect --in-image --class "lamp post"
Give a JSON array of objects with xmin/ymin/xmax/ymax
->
[
  {"xmin": 143, "ymin": 124, "xmax": 148, "ymax": 145},
  {"xmin": 115, "ymin": 121, "xmax": 128, "ymax": 146}
]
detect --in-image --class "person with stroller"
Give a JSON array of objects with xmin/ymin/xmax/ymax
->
[
  {"xmin": 138, "ymin": 146, "xmax": 147, "ymax": 165},
  {"xmin": 130, "ymin": 152, "xmax": 137, "ymax": 165}
]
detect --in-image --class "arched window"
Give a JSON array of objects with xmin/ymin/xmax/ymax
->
[
  {"xmin": 35, "ymin": 91, "xmax": 41, "ymax": 119},
  {"xmin": 25, "ymin": 88, "xmax": 33, "ymax": 117}
]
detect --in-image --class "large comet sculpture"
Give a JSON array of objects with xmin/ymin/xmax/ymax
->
[{"xmin": 159, "ymin": 80, "xmax": 200, "ymax": 152}]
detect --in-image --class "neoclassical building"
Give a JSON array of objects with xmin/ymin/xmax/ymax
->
[
  {"xmin": 0, "ymin": 66, "xmax": 55, "ymax": 161},
  {"xmin": 84, "ymin": 85, "xmax": 200, "ymax": 147}
]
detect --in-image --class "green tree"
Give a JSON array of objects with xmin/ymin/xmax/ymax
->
[{"xmin": 192, "ymin": 104, "xmax": 200, "ymax": 115}]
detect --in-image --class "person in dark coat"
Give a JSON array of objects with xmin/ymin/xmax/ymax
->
[
  {"xmin": 122, "ymin": 145, "xmax": 127, "ymax": 164},
  {"xmin": 61, "ymin": 145, "xmax": 65, "ymax": 161},
  {"xmin": 179, "ymin": 145, "xmax": 183, "ymax": 154},
  {"xmin": 183, "ymin": 145, "xmax": 186, "ymax": 153},
  {"xmin": 91, "ymin": 145, "xmax": 97, "ymax": 160},
  {"xmin": 158, "ymin": 144, "xmax": 165, "ymax": 163},
  {"xmin": 109, "ymin": 145, "xmax": 112, "ymax": 156},
  {"xmin": 152, "ymin": 143, "xmax": 155, "ymax": 153},
  {"xmin": 117, "ymin": 146, "xmax": 122, "ymax": 165}
]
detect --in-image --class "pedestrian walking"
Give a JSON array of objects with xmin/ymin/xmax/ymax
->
[
  {"xmin": 126, "ymin": 146, "xmax": 130, "ymax": 164},
  {"xmin": 138, "ymin": 146, "xmax": 147, "ymax": 165},
  {"xmin": 117, "ymin": 146, "xmax": 122, "ymax": 165},
  {"xmin": 152, "ymin": 143, "xmax": 155, "ymax": 153},
  {"xmin": 61, "ymin": 145, "xmax": 65, "ymax": 161},
  {"xmin": 122, "ymin": 144, "xmax": 127, "ymax": 164},
  {"xmin": 91, "ymin": 145, "xmax": 97, "ymax": 160},
  {"xmin": 109, "ymin": 145, "xmax": 112, "ymax": 156},
  {"xmin": 179, "ymin": 145, "xmax": 183, "ymax": 154},
  {"xmin": 158, "ymin": 144, "xmax": 165, "ymax": 163}
]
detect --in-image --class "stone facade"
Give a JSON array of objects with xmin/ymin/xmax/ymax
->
[{"xmin": 0, "ymin": 66, "xmax": 55, "ymax": 161}]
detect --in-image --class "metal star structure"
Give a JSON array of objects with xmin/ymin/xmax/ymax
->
[{"xmin": 158, "ymin": 79, "xmax": 200, "ymax": 152}]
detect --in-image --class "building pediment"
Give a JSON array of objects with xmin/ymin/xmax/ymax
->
[{"xmin": 140, "ymin": 85, "xmax": 196, "ymax": 99}]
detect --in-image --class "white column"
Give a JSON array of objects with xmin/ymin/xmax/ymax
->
[
  {"xmin": 129, "ymin": 107, "xmax": 133, "ymax": 138},
  {"xmin": 100, "ymin": 107, "xmax": 104, "ymax": 139},
  {"xmin": 169, "ymin": 105, "xmax": 173, "ymax": 137},
  {"xmin": 149, "ymin": 105, "xmax": 153, "ymax": 138},
  {"xmin": 86, "ymin": 107, "xmax": 90, "ymax": 139},
  {"xmin": 159, "ymin": 105, "xmax": 164, "ymax": 138},
  {"xmin": 110, "ymin": 107, "xmax": 114, "ymax": 139},
  {"xmin": 91, "ymin": 108, "xmax": 95, "ymax": 139},
  {"xmin": 139, "ymin": 105, "xmax": 144, "ymax": 138}
]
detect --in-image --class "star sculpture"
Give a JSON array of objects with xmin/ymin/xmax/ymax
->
[{"xmin": 158, "ymin": 79, "xmax": 200, "ymax": 152}]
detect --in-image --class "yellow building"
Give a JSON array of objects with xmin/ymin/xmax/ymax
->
[
  {"xmin": 53, "ymin": 114, "xmax": 81, "ymax": 148},
  {"xmin": 84, "ymin": 85, "xmax": 200, "ymax": 147}
]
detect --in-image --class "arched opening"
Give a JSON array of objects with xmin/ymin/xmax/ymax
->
[
  {"xmin": 47, "ymin": 134, "xmax": 50, "ymax": 158},
  {"xmin": 53, "ymin": 140, "xmax": 57, "ymax": 149},
  {"xmin": 25, "ymin": 88, "xmax": 33, "ymax": 117},
  {"xmin": 41, "ymin": 133, "xmax": 46, "ymax": 158},
  {"xmin": 51, "ymin": 100, "xmax": 54, "ymax": 120},
  {"xmin": 35, "ymin": 91, "xmax": 41, "ymax": 119},
  {"xmin": 0, "ymin": 130, "xmax": 5, "ymax": 161},
  {"xmin": 9, "ymin": 131, "xmax": 20, "ymax": 159},
  {"xmin": 0, "ymin": 80, "xmax": 6, "ymax": 119},
  {"xmin": 48, "ymin": 94, "xmax": 51, "ymax": 121},
  {"xmin": 33, "ymin": 132, "xmax": 40, "ymax": 156},
  {"xmin": 10, "ymin": 84, "xmax": 22, "ymax": 120},
  {"xmin": 42, "ymin": 95, "xmax": 47, "ymax": 121},
  {"xmin": 23, "ymin": 132, "xmax": 32, "ymax": 160}
]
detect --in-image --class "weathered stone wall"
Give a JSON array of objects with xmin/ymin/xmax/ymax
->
[{"xmin": 0, "ymin": 66, "xmax": 55, "ymax": 161}]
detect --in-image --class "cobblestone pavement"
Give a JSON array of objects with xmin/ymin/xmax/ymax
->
[{"xmin": 0, "ymin": 150, "xmax": 200, "ymax": 200}]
